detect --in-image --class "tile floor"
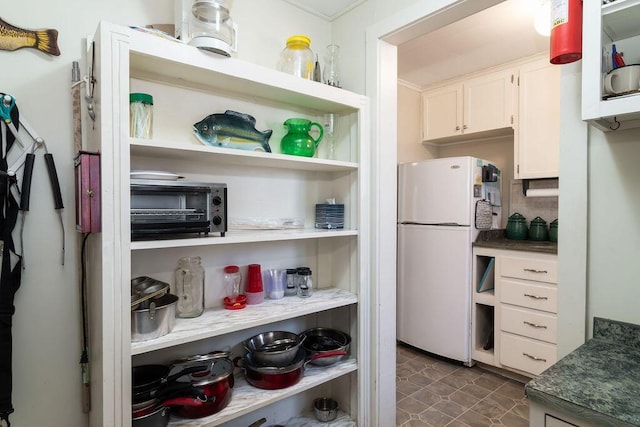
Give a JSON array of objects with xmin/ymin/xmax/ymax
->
[{"xmin": 396, "ymin": 343, "xmax": 529, "ymax": 427}]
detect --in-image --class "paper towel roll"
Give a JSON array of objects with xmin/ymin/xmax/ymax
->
[{"xmin": 525, "ymin": 188, "xmax": 559, "ymax": 197}]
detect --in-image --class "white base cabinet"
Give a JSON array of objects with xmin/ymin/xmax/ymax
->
[
  {"xmin": 84, "ymin": 22, "xmax": 371, "ymax": 427},
  {"xmin": 472, "ymin": 247, "xmax": 558, "ymax": 377}
]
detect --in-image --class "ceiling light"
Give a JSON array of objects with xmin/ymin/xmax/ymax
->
[{"xmin": 534, "ymin": 0, "xmax": 551, "ymax": 37}]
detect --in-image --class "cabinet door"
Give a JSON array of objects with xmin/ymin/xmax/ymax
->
[
  {"xmin": 464, "ymin": 69, "xmax": 515, "ymax": 134},
  {"xmin": 516, "ymin": 58, "xmax": 561, "ymax": 179},
  {"xmin": 422, "ymin": 83, "xmax": 463, "ymax": 141}
]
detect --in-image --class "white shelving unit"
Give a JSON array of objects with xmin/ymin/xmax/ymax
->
[
  {"xmin": 85, "ymin": 22, "xmax": 370, "ymax": 427},
  {"xmin": 583, "ymin": 0, "xmax": 640, "ymax": 130}
]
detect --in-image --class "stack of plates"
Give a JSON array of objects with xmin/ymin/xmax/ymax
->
[{"xmin": 315, "ymin": 204, "xmax": 344, "ymax": 230}]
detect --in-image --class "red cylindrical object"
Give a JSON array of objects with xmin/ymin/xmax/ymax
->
[
  {"xmin": 246, "ymin": 264, "xmax": 263, "ymax": 293},
  {"xmin": 550, "ymin": 0, "xmax": 582, "ymax": 64}
]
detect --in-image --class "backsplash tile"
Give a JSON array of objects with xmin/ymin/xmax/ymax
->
[{"xmin": 509, "ymin": 179, "xmax": 558, "ymax": 225}]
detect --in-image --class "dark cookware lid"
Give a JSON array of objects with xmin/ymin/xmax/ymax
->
[{"xmin": 170, "ymin": 352, "xmax": 233, "ymax": 385}]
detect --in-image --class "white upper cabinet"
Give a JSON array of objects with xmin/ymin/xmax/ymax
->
[
  {"xmin": 421, "ymin": 83, "xmax": 463, "ymax": 140},
  {"xmin": 421, "ymin": 68, "xmax": 516, "ymax": 144},
  {"xmin": 464, "ymin": 69, "xmax": 516, "ymax": 134},
  {"xmin": 582, "ymin": 0, "xmax": 640, "ymax": 130},
  {"xmin": 515, "ymin": 57, "xmax": 561, "ymax": 179}
]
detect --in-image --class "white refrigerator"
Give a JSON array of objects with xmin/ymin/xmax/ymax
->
[{"xmin": 397, "ymin": 156, "xmax": 501, "ymax": 364}]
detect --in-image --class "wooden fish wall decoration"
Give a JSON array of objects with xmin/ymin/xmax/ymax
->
[{"xmin": 0, "ymin": 16, "xmax": 60, "ymax": 56}]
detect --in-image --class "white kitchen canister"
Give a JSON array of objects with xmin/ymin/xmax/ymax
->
[{"xmin": 130, "ymin": 93, "xmax": 153, "ymax": 139}]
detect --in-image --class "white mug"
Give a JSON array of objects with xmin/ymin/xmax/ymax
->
[{"xmin": 604, "ymin": 64, "xmax": 640, "ymax": 95}]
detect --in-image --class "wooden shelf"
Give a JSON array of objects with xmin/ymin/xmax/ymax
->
[
  {"xmin": 131, "ymin": 229, "xmax": 358, "ymax": 251},
  {"xmin": 474, "ymin": 291, "xmax": 495, "ymax": 306},
  {"xmin": 603, "ymin": 0, "xmax": 640, "ymax": 40},
  {"xmin": 130, "ymin": 138, "xmax": 360, "ymax": 172},
  {"xmin": 126, "ymin": 26, "xmax": 366, "ymax": 114},
  {"xmin": 169, "ymin": 359, "xmax": 357, "ymax": 426},
  {"xmin": 131, "ymin": 288, "xmax": 358, "ymax": 355}
]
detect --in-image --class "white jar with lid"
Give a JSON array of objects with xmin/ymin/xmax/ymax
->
[
  {"xmin": 278, "ymin": 35, "xmax": 314, "ymax": 80},
  {"xmin": 130, "ymin": 93, "xmax": 153, "ymax": 139}
]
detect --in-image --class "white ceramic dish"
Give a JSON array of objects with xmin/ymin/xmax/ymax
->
[{"xmin": 130, "ymin": 170, "xmax": 183, "ymax": 181}]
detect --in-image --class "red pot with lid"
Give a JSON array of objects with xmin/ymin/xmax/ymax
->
[{"xmin": 168, "ymin": 351, "xmax": 235, "ymax": 418}]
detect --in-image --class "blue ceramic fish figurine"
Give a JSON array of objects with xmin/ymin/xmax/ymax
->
[{"xmin": 193, "ymin": 110, "xmax": 272, "ymax": 152}]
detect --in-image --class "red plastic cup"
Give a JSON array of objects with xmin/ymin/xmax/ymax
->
[
  {"xmin": 246, "ymin": 264, "xmax": 263, "ymax": 292},
  {"xmin": 246, "ymin": 264, "xmax": 264, "ymax": 305}
]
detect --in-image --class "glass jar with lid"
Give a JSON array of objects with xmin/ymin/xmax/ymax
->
[
  {"xmin": 174, "ymin": 256, "xmax": 205, "ymax": 318},
  {"xmin": 279, "ymin": 35, "xmax": 314, "ymax": 80},
  {"xmin": 296, "ymin": 267, "xmax": 313, "ymax": 298}
]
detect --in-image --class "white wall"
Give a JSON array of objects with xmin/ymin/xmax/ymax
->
[
  {"xmin": 587, "ymin": 126, "xmax": 640, "ymax": 335},
  {"xmin": 3, "ymin": 2, "xmax": 329, "ymax": 426},
  {"xmin": 397, "ymin": 82, "xmax": 437, "ymax": 163}
]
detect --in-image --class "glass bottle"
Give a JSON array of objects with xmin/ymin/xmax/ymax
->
[
  {"xmin": 174, "ymin": 256, "xmax": 205, "ymax": 318},
  {"xmin": 297, "ymin": 267, "xmax": 313, "ymax": 298},
  {"xmin": 323, "ymin": 45, "xmax": 341, "ymax": 88},
  {"xmin": 279, "ymin": 35, "xmax": 314, "ymax": 80}
]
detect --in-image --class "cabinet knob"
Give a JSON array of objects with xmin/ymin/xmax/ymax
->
[
  {"xmin": 455, "ymin": 126, "xmax": 460, "ymax": 131},
  {"xmin": 463, "ymin": 125, "xmax": 468, "ymax": 130}
]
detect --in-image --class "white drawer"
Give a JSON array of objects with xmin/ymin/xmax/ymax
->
[
  {"xmin": 500, "ymin": 332, "xmax": 557, "ymax": 376},
  {"xmin": 500, "ymin": 305, "xmax": 557, "ymax": 343},
  {"xmin": 500, "ymin": 278, "xmax": 557, "ymax": 313},
  {"xmin": 500, "ymin": 256, "xmax": 558, "ymax": 283}
]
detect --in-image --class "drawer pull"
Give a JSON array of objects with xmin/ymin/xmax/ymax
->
[
  {"xmin": 523, "ymin": 320, "xmax": 547, "ymax": 329},
  {"xmin": 524, "ymin": 293, "xmax": 548, "ymax": 300},
  {"xmin": 524, "ymin": 268, "xmax": 548, "ymax": 274},
  {"xmin": 523, "ymin": 352, "xmax": 547, "ymax": 362}
]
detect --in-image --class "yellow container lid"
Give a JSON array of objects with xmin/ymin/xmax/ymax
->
[{"xmin": 286, "ymin": 35, "xmax": 311, "ymax": 47}]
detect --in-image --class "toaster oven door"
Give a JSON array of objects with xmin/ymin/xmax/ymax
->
[{"xmin": 130, "ymin": 184, "xmax": 211, "ymax": 236}]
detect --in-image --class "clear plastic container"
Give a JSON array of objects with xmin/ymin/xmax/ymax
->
[
  {"xmin": 129, "ymin": 93, "xmax": 153, "ymax": 139},
  {"xmin": 279, "ymin": 35, "xmax": 314, "ymax": 80},
  {"xmin": 174, "ymin": 256, "xmax": 205, "ymax": 318}
]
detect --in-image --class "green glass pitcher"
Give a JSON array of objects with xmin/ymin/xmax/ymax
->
[{"xmin": 281, "ymin": 118, "xmax": 323, "ymax": 157}]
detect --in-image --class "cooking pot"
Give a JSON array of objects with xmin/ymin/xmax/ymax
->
[
  {"xmin": 132, "ymin": 364, "xmax": 207, "ymax": 404},
  {"xmin": 300, "ymin": 327, "xmax": 350, "ymax": 367},
  {"xmin": 549, "ymin": 218, "xmax": 558, "ymax": 242},
  {"xmin": 132, "ymin": 404, "xmax": 170, "ymax": 427},
  {"xmin": 237, "ymin": 349, "xmax": 307, "ymax": 390},
  {"xmin": 132, "ymin": 293, "xmax": 179, "ymax": 342},
  {"xmin": 243, "ymin": 331, "xmax": 303, "ymax": 367},
  {"xmin": 528, "ymin": 216, "xmax": 548, "ymax": 241},
  {"xmin": 505, "ymin": 213, "xmax": 528, "ymax": 240},
  {"xmin": 132, "ymin": 395, "xmax": 205, "ymax": 427},
  {"xmin": 169, "ymin": 352, "xmax": 235, "ymax": 418}
]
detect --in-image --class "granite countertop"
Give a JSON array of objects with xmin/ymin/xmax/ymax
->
[
  {"xmin": 473, "ymin": 229, "xmax": 558, "ymax": 254},
  {"xmin": 525, "ymin": 318, "xmax": 640, "ymax": 427}
]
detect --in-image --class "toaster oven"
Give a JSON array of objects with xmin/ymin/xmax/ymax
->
[{"xmin": 130, "ymin": 180, "xmax": 227, "ymax": 238}]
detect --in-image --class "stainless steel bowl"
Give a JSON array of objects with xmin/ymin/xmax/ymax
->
[
  {"xmin": 243, "ymin": 331, "xmax": 302, "ymax": 367},
  {"xmin": 313, "ymin": 397, "xmax": 338, "ymax": 422}
]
